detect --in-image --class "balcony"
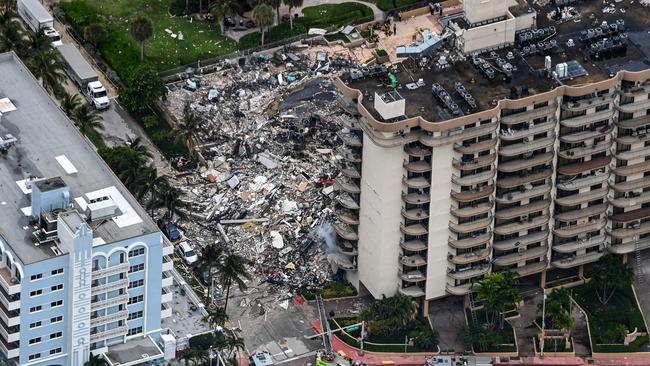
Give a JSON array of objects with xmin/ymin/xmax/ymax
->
[
  {"xmin": 92, "ymin": 278, "xmax": 129, "ymax": 293},
  {"xmin": 402, "ymin": 208, "xmax": 429, "ymax": 220},
  {"xmin": 162, "ymin": 257, "xmax": 173, "ymax": 272},
  {"xmin": 453, "ymin": 154, "xmax": 496, "ymax": 170},
  {"xmin": 554, "ymin": 187, "xmax": 608, "ymax": 206},
  {"xmin": 610, "ymin": 176, "xmax": 650, "ymax": 192},
  {"xmin": 609, "ymin": 191, "xmax": 650, "ymax": 208},
  {"xmin": 512, "ymin": 260, "xmax": 547, "ymax": 277},
  {"xmin": 335, "ymin": 209, "xmax": 360, "ymax": 225},
  {"xmin": 337, "ymin": 147, "xmax": 362, "ymax": 163},
  {"xmin": 446, "ymin": 282, "xmax": 473, "ymax": 295},
  {"xmin": 616, "ymin": 99, "xmax": 650, "ymax": 113},
  {"xmin": 399, "ymin": 270, "xmax": 426, "ymax": 282},
  {"xmin": 447, "ymin": 265, "xmax": 490, "ymax": 280},
  {"xmin": 608, "ymin": 237, "xmax": 650, "ymax": 254},
  {"xmin": 448, "ymin": 232, "xmax": 492, "ymax": 249},
  {"xmin": 499, "ymin": 135, "xmax": 555, "ymax": 157},
  {"xmin": 453, "ymin": 139, "xmax": 497, "ymax": 154},
  {"xmin": 90, "ymin": 325, "xmax": 128, "ymax": 342},
  {"xmin": 493, "ymin": 245, "xmax": 548, "ymax": 266},
  {"xmin": 399, "ymin": 285, "xmax": 426, "ymax": 297},
  {"xmin": 92, "ymin": 262, "xmax": 130, "ymax": 278},
  {"xmin": 615, "ymin": 132, "xmax": 650, "ymax": 145},
  {"xmin": 162, "ymin": 240, "xmax": 174, "ymax": 256},
  {"xmin": 558, "ymin": 140, "xmax": 611, "ymax": 160},
  {"xmin": 162, "ymin": 272, "xmax": 173, "ymax": 288},
  {"xmin": 400, "ymin": 223, "xmax": 429, "ymax": 236},
  {"xmin": 401, "ymin": 255, "xmax": 427, "ymax": 267},
  {"xmin": 553, "ymin": 234, "xmax": 606, "ymax": 253},
  {"xmin": 404, "ymin": 160, "xmax": 432, "ymax": 173},
  {"xmin": 496, "ymin": 183, "xmax": 551, "ymax": 203},
  {"xmin": 554, "ymin": 203, "xmax": 608, "ymax": 222},
  {"xmin": 498, "ymin": 152, "xmax": 554, "ymax": 173},
  {"xmin": 449, "ymin": 217, "xmax": 492, "ymax": 234},
  {"xmin": 0, "ymin": 304, "xmax": 19, "ymax": 328},
  {"xmin": 611, "ymin": 160, "xmax": 650, "ymax": 176},
  {"xmin": 0, "ymin": 336, "xmax": 18, "ymax": 359},
  {"xmin": 608, "ymin": 221, "xmax": 650, "ymax": 239},
  {"xmin": 452, "ymin": 170, "xmax": 496, "ymax": 186},
  {"xmin": 562, "ymin": 94, "xmax": 613, "ymax": 112},
  {"xmin": 556, "ymin": 172, "xmax": 609, "ymax": 191},
  {"xmin": 616, "ymin": 114, "xmax": 650, "ymax": 129},
  {"xmin": 161, "ymin": 303, "xmax": 172, "ymax": 319},
  {"xmin": 610, "ymin": 207, "xmax": 650, "ymax": 223},
  {"xmin": 560, "ymin": 109, "xmax": 614, "ymax": 128},
  {"xmin": 331, "ymin": 255, "xmax": 357, "ymax": 270},
  {"xmin": 337, "ymin": 131, "xmax": 362, "ymax": 147},
  {"xmin": 552, "ymin": 251, "xmax": 604, "ymax": 269},
  {"xmin": 0, "ymin": 322, "xmax": 19, "ymax": 343},
  {"xmin": 496, "ymin": 168, "xmax": 553, "ymax": 189},
  {"xmin": 621, "ymin": 84, "xmax": 650, "ymax": 97},
  {"xmin": 338, "ymin": 242, "xmax": 358, "ymax": 256},
  {"xmin": 403, "ymin": 193, "xmax": 430, "ymax": 205},
  {"xmin": 401, "ymin": 239, "xmax": 427, "ymax": 251},
  {"xmin": 557, "ymin": 155, "xmax": 611, "ymax": 175},
  {"xmin": 335, "ymin": 177, "xmax": 361, "ymax": 194},
  {"xmin": 335, "ymin": 193, "xmax": 360, "ymax": 210},
  {"xmin": 337, "ymin": 115, "xmax": 361, "ymax": 130},
  {"xmin": 559, "ymin": 126, "xmax": 611, "ymax": 143},
  {"xmin": 493, "ymin": 231, "xmax": 549, "ymax": 251},
  {"xmin": 493, "ymin": 215, "xmax": 548, "ymax": 236},
  {"xmin": 90, "ymin": 310, "xmax": 128, "ymax": 327},
  {"xmin": 500, "ymin": 104, "xmax": 557, "ymax": 124},
  {"xmin": 449, "ymin": 248, "xmax": 491, "ymax": 265},
  {"xmin": 341, "ymin": 165, "xmax": 361, "ymax": 179},
  {"xmin": 402, "ymin": 176, "xmax": 431, "ymax": 189},
  {"xmin": 451, "ymin": 201, "xmax": 493, "ymax": 218},
  {"xmin": 495, "ymin": 200, "xmax": 550, "ymax": 220},
  {"xmin": 500, "ymin": 121, "xmax": 555, "ymax": 141},
  {"xmin": 552, "ymin": 218, "xmax": 606, "ymax": 238},
  {"xmin": 405, "ymin": 144, "xmax": 432, "ymax": 157},
  {"xmin": 162, "ymin": 288, "xmax": 173, "ymax": 303},
  {"xmin": 451, "ymin": 185, "xmax": 494, "ymax": 203},
  {"xmin": 458, "ymin": 122, "xmax": 498, "ymax": 140},
  {"xmin": 91, "ymin": 294, "xmax": 129, "ymax": 311},
  {"xmin": 0, "ymin": 289, "xmax": 19, "ymax": 312},
  {"xmin": 0, "ymin": 268, "xmax": 19, "ymax": 296},
  {"xmin": 333, "ymin": 222, "xmax": 358, "ymax": 241},
  {"xmin": 613, "ymin": 145, "xmax": 650, "ymax": 161}
]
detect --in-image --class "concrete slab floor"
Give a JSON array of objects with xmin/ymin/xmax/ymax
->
[
  {"xmin": 162, "ymin": 283, "xmax": 209, "ymax": 338},
  {"xmin": 427, "ymin": 296, "xmax": 466, "ymax": 352}
]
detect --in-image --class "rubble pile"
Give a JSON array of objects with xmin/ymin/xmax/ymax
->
[{"xmin": 163, "ymin": 52, "xmax": 360, "ymax": 297}]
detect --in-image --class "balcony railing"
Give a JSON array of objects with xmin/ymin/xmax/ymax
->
[
  {"xmin": 494, "ymin": 200, "xmax": 550, "ymax": 220},
  {"xmin": 92, "ymin": 278, "xmax": 128, "ymax": 293},
  {"xmin": 556, "ymin": 172, "xmax": 609, "ymax": 191},
  {"xmin": 90, "ymin": 310, "xmax": 128, "ymax": 327},
  {"xmin": 334, "ymin": 177, "xmax": 361, "ymax": 194},
  {"xmin": 493, "ymin": 245, "xmax": 548, "ymax": 266},
  {"xmin": 497, "ymin": 152, "xmax": 554, "ymax": 173},
  {"xmin": 0, "ymin": 268, "xmax": 19, "ymax": 296},
  {"xmin": 557, "ymin": 155, "xmax": 611, "ymax": 175},
  {"xmin": 92, "ymin": 262, "xmax": 130, "ymax": 278},
  {"xmin": 512, "ymin": 260, "xmax": 547, "ymax": 277},
  {"xmin": 611, "ymin": 160, "xmax": 650, "ymax": 176},
  {"xmin": 400, "ymin": 223, "xmax": 429, "ymax": 236},
  {"xmin": 333, "ymin": 222, "xmax": 358, "ymax": 241},
  {"xmin": 500, "ymin": 120, "xmax": 555, "ymax": 141},
  {"xmin": 447, "ymin": 265, "xmax": 489, "ymax": 280},
  {"xmin": 552, "ymin": 251, "xmax": 604, "ymax": 269},
  {"xmin": 398, "ymin": 285, "xmax": 426, "ymax": 297},
  {"xmin": 498, "ymin": 135, "xmax": 555, "ymax": 157},
  {"xmin": 403, "ymin": 160, "xmax": 432, "ymax": 173},
  {"xmin": 616, "ymin": 99, "xmax": 650, "ymax": 113},
  {"xmin": 90, "ymin": 325, "xmax": 128, "ymax": 342},
  {"xmin": 500, "ymin": 104, "xmax": 557, "ymax": 124},
  {"xmin": 559, "ymin": 109, "xmax": 614, "ymax": 128},
  {"xmin": 335, "ymin": 193, "xmax": 360, "ymax": 210},
  {"xmin": 615, "ymin": 114, "xmax": 650, "ymax": 129},
  {"xmin": 608, "ymin": 237, "xmax": 650, "ymax": 254},
  {"xmin": 553, "ymin": 234, "xmax": 606, "ymax": 254},
  {"xmin": 496, "ymin": 168, "xmax": 553, "ymax": 189},
  {"xmin": 554, "ymin": 187, "xmax": 608, "ymax": 206},
  {"xmin": 402, "ymin": 208, "xmax": 429, "ymax": 221},
  {"xmin": 559, "ymin": 126, "xmax": 612, "ymax": 143},
  {"xmin": 552, "ymin": 218, "xmax": 606, "ymax": 238},
  {"xmin": 402, "ymin": 193, "xmax": 431, "ymax": 205},
  {"xmin": 402, "ymin": 176, "xmax": 431, "ymax": 189},
  {"xmin": 448, "ymin": 232, "xmax": 492, "ymax": 250},
  {"xmin": 445, "ymin": 282, "xmax": 472, "ymax": 295},
  {"xmin": 558, "ymin": 140, "xmax": 611, "ymax": 160},
  {"xmin": 453, "ymin": 138, "xmax": 497, "ymax": 154},
  {"xmin": 400, "ymin": 255, "xmax": 426, "ymax": 267},
  {"xmin": 399, "ymin": 270, "xmax": 426, "ymax": 282},
  {"xmin": 496, "ymin": 183, "xmax": 551, "ymax": 203},
  {"xmin": 493, "ymin": 231, "xmax": 549, "ymax": 251},
  {"xmin": 450, "ymin": 201, "xmax": 493, "ymax": 218},
  {"xmin": 610, "ymin": 176, "xmax": 650, "ymax": 192},
  {"xmin": 449, "ymin": 217, "xmax": 492, "ymax": 234},
  {"xmin": 400, "ymin": 239, "xmax": 428, "ymax": 251},
  {"xmin": 453, "ymin": 154, "xmax": 496, "ymax": 171},
  {"xmin": 451, "ymin": 185, "xmax": 494, "ymax": 202},
  {"xmin": 91, "ymin": 294, "xmax": 128, "ymax": 311},
  {"xmin": 493, "ymin": 215, "xmax": 548, "ymax": 236},
  {"xmin": 451, "ymin": 170, "xmax": 496, "ymax": 186},
  {"xmin": 554, "ymin": 203, "xmax": 608, "ymax": 222},
  {"xmin": 448, "ymin": 248, "xmax": 491, "ymax": 265},
  {"xmin": 609, "ymin": 191, "xmax": 650, "ymax": 208}
]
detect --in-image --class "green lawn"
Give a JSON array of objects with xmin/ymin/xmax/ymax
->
[
  {"xmin": 301, "ymin": 281, "xmax": 357, "ymax": 301},
  {"xmin": 61, "ymin": 0, "xmax": 237, "ymax": 71}
]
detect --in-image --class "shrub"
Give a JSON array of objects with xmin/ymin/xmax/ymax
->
[
  {"xmin": 301, "ymin": 281, "xmax": 357, "ymax": 300},
  {"xmin": 239, "ymin": 22, "xmax": 307, "ymax": 49},
  {"xmin": 376, "ymin": 49, "xmax": 388, "ymax": 57},
  {"xmin": 603, "ymin": 323, "xmax": 628, "ymax": 344}
]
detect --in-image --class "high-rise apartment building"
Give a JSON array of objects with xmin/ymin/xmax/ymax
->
[
  {"xmin": 330, "ymin": 0, "xmax": 650, "ymax": 311},
  {"xmin": 0, "ymin": 52, "xmax": 174, "ymax": 365}
]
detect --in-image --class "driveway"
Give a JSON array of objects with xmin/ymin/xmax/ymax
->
[
  {"xmin": 630, "ymin": 249, "xmax": 650, "ymax": 331},
  {"xmin": 428, "ymin": 296, "xmax": 466, "ymax": 352}
]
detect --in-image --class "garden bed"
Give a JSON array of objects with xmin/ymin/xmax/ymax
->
[
  {"xmin": 465, "ymin": 308, "xmax": 517, "ymax": 353},
  {"xmin": 324, "ymin": 32, "xmax": 352, "ymax": 43},
  {"xmin": 534, "ymin": 336, "xmax": 574, "ymax": 354},
  {"xmin": 301, "ymin": 281, "xmax": 357, "ymax": 300},
  {"xmin": 329, "ymin": 317, "xmax": 432, "ymax": 353}
]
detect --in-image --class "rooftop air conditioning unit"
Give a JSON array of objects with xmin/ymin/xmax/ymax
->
[{"xmin": 85, "ymin": 198, "xmax": 121, "ymax": 222}]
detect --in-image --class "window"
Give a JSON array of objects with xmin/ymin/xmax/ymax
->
[
  {"xmin": 50, "ymin": 331, "xmax": 63, "ymax": 339},
  {"xmin": 29, "ymin": 321, "xmax": 42, "ymax": 329},
  {"xmin": 128, "ymin": 279, "xmax": 144, "ymax": 289},
  {"xmin": 51, "ymin": 284, "xmax": 63, "ymax": 292},
  {"xmin": 51, "ymin": 268, "xmax": 63, "ymax": 276},
  {"xmin": 30, "ymin": 273, "xmax": 42, "ymax": 281},
  {"xmin": 127, "ymin": 295, "xmax": 144, "ymax": 305},
  {"xmin": 29, "ymin": 337, "xmax": 41, "ymax": 345},
  {"xmin": 50, "ymin": 316, "xmax": 63, "ymax": 323},
  {"xmin": 50, "ymin": 348, "xmax": 62, "ymax": 355},
  {"xmin": 127, "ymin": 311, "xmax": 143, "ymax": 320},
  {"xmin": 128, "ymin": 263, "xmax": 145, "ymax": 273},
  {"xmin": 28, "ymin": 353, "xmax": 41, "ymax": 361},
  {"xmin": 51, "ymin": 300, "xmax": 63, "ymax": 308},
  {"xmin": 30, "ymin": 305, "xmax": 42, "ymax": 313},
  {"xmin": 129, "ymin": 248, "xmax": 145, "ymax": 258},
  {"xmin": 30, "ymin": 289, "xmax": 43, "ymax": 297},
  {"xmin": 127, "ymin": 326, "xmax": 143, "ymax": 336}
]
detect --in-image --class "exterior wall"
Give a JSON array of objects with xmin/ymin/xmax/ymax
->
[
  {"xmin": 426, "ymin": 143, "xmax": 454, "ymax": 299},
  {"xmin": 513, "ymin": 10, "xmax": 535, "ymax": 31},
  {"xmin": 461, "ymin": 16, "xmax": 517, "ymax": 54},
  {"xmin": 30, "ymin": 184, "xmax": 69, "ymax": 218},
  {"xmin": 357, "ymin": 134, "xmax": 404, "ymax": 298},
  {"xmin": 462, "ymin": 0, "xmax": 509, "ymax": 24}
]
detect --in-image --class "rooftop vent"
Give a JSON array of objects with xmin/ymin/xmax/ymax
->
[{"xmin": 85, "ymin": 198, "xmax": 121, "ymax": 222}]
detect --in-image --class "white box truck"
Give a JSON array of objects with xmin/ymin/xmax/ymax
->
[
  {"xmin": 58, "ymin": 44, "xmax": 110, "ymax": 110},
  {"xmin": 17, "ymin": 0, "xmax": 63, "ymax": 47}
]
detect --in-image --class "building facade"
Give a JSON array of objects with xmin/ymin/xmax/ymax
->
[
  {"xmin": 0, "ymin": 52, "xmax": 173, "ymax": 366},
  {"xmin": 333, "ymin": 68, "xmax": 650, "ymax": 309}
]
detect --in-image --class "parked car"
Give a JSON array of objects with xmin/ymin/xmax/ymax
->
[
  {"xmin": 176, "ymin": 241, "xmax": 198, "ymax": 265},
  {"xmin": 157, "ymin": 219, "xmax": 181, "ymax": 242}
]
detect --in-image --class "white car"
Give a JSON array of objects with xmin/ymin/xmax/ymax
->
[{"xmin": 176, "ymin": 241, "xmax": 198, "ymax": 265}]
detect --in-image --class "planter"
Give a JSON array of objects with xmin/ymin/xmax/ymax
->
[
  {"xmin": 374, "ymin": 49, "xmax": 389, "ymax": 63},
  {"xmin": 366, "ymin": 41, "xmax": 378, "ymax": 49}
]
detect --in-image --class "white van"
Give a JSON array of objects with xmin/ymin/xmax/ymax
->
[{"xmin": 176, "ymin": 241, "xmax": 198, "ymax": 265}]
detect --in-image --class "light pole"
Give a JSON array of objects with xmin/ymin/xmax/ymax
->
[{"xmin": 540, "ymin": 290, "xmax": 547, "ymax": 358}]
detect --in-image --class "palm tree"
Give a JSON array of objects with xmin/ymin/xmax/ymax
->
[
  {"xmin": 266, "ymin": 0, "xmax": 281, "ymax": 25},
  {"xmin": 190, "ymin": 349, "xmax": 209, "ymax": 365},
  {"xmin": 85, "ymin": 352, "xmax": 109, "ymax": 366},
  {"xmin": 0, "ymin": 13, "xmax": 25, "ymax": 53},
  {"xmin": 173, "ymin": 109, "xmax": 199, "ymax": 153},
  {"xmin": 28, "ymin": 28, "xmax": 51, "ymax": 54},
  {"xmin": 252, "ymin": 4, "xmax": 274, "ymax": 46},
  {"xmin": 26, "ymin": 50, "xmax": 66, "ymax": 94},
  {"xmin": 129, "ymin": 16, "xmax": 154, "ymax": 61},
  {"xmin": 71, "ymin": 104, "xmax": 105, "ymax": 137},
  {"xmin": 204, "ymin": 304, "xmax": 229, "ymax": 328},
  {"xmin": 126, "ymin": 136, "xmax": 153, "ymax": 160},
  {"xmin": 198, "ymin": 243, "xmax": 225, "ymax": 300},
  {"xmin": 155, "ymin": 183, "xmax": 187, "ymax": 220},
  {"xmin": 472, "ymin": 269, "xmax": 521, "ymax": 329},
  {"xmin": 587, "ymin": 255, "xmax": 633, "ymax": 304},
  {"xmin": 178, "ymin": 350, "xmax": 194, "ymax": 366},
  {"xmin": 224, "ymin": 329, "xmax": 245, "ymax": 354},
  {"xmin": 210, "ymin": 0, "xmax": 240, "ymax": 34},
  {"xmin": 217, "ymin": 252, "xmax": 251, "ymax": 313},
  {"xmin": 137, "ymin": 164, "xmax": 169, "ymax": 215},
  {"xmin": 60, "ymin": 92, "xmax": 82, "ymax": 117},
  {"xmin": 283, "ymin": 0, "xmax": 302, "ymax": 30}
]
